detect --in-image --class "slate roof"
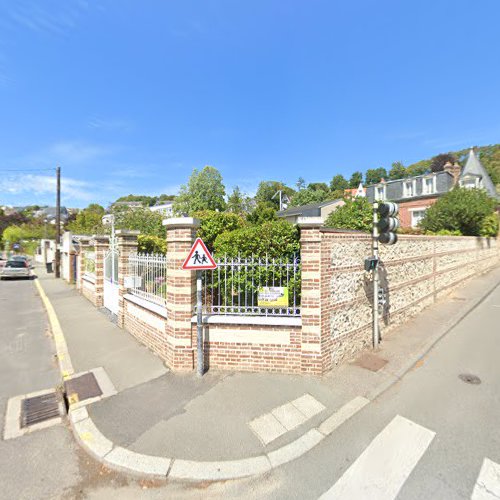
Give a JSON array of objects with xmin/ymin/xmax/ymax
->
[
  {"xmin": 277, "ymin": 199, "xmax": 342, "ymax": 217},
  {"xmin": 461, "ymin": 149, "xmax": 498, "ymax": 199}
]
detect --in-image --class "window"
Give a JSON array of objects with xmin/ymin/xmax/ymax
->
[
  {"xmin": 403, "ymin": 180, "xmax": 415, "ymax": 198},
  {"xmin": 422, "ymin": 176, "xmax": 436, "ymax": 195},
  {"xmin": 375, "ymin": 185, "xmax": 386, "ymax": 201},
  {"xmin": 461, "ymin": 176, "xmax": 481, "ymax": 189},
  {"xmin": 410, "ymin": 209, "xmax": 427, "ymax": 228}
]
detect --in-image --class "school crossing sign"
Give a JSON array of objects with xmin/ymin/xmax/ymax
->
[{"xmin": 182, "ymin": 238, "xmax": 217, "ymax": 270}]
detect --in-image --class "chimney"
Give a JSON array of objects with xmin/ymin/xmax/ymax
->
[{"xmin": 444, "ymin": 161, "xmax": 461, "ymax": 185}]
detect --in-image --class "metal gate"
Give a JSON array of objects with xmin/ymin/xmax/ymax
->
[{"xmin": 103, "ymin": 247, "xmax": 119, "ymax": 315}]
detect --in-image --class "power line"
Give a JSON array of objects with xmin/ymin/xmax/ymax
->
[{"xmin": 0, "ymin": 168, "xmax": 56, "ymax": 173}]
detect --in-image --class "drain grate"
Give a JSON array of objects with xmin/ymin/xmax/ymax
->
[
  {"xmin": 459, "ymin": 373, "xmax": 481, "ymax": 385},
  {"xmin": 64, "ymin": 372, "xmax": 102, "ymax": 403},
  {"xmin": 21, "ymin": 391, "xmax": 60, "ymax": 428}
]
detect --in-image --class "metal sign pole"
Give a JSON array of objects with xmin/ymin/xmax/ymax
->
[
  {"xmin": 196, "ymin": 270, "xmax": 204, "ymax": 376},
  {"xmin": 372, "ymin": 202, "xmax": 379, "ymax": 349}
]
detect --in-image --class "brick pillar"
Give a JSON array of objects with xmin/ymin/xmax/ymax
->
[
  {"xmin": 298, "ymin": 218, "xmax": 324, "ymax": 374},
  {"xmin": 163, "ymin": 217, "xmax": 199, "ymax": 371},
  {"xmin": 116, "ymin": 230, "xmax": 139, "ymax": 328},
  {"xmin": 93, "ymin": 235, "xmax": 109, "ymax": 308},
  {"xmin": 77, "ymin": 237, "xmax": 90, "ymax": 292}
]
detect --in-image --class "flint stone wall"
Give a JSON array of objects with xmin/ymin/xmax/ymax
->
[{"xmin": 321, "ymin": 231, "xmax": 499, "ymax": 370}]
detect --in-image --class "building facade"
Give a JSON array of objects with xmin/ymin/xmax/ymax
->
[{"xmin": 366, "ymin": 149, "xmax": 499, "ymax": 228}]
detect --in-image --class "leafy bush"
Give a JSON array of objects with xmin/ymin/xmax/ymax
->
[
  {"xmin": 419, "ymin": 188, "xmax": 497, "ymax": 236},
  {"xmin": 137, "ymin": 235, "xmax": 167, "ymax": 254},
  {"xmin": 324, "ymin": 197, "xmax": 372, "ymax": 232},
  {"xmin": 193, "ymin": 210, "xmax": 246, "ymax": 251},
  {"xmin": 480, "ymin": 213, "xmax": 500, "ymax": 237},
  {"xmin": 213, "ymin": 219, "xmax": 299, "ymax": 258}
]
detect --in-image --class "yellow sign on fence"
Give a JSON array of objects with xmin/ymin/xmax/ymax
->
[{"xmin": 258, "ymin": 286, "xmax": 289, "ymax": 307}]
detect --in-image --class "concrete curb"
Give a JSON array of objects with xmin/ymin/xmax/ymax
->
[{"xmin": 33, "ymin": 271, "xmax": 500, "ymax": 481}]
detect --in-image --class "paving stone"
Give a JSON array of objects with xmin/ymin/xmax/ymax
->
[
  {"xmin": 291, "ymin": 393, "xmax": 326, "ymax": 419},
  {"xmin": 248, "ymin": 413, "xmax": 287, "ymax": 445},
  {"xmin": 271, "ymin": 402, "xmax": 308, "ymax": 431}
]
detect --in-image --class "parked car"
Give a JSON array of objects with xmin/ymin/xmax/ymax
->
[{"xmin": 0, "ymin": 260, "xmax": 31, "ymax": 279}]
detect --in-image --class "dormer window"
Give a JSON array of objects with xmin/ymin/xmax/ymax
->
[
  {"xmin": 461, "ymin": 175, "xmax": 481, "ymax": 189},
  {"xmin": 375, "ymin": 185, "xmax": 386, "ymax": 201},
  {"xmin": 403, "ymin": 180, "xmax": 416, "ymax": 198},
  {"xmin": 422, "ymin": 176, "xmax": 436, "ymax": 195}
]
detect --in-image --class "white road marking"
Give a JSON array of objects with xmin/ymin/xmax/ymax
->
[
  {"xmin": 471, "ymin": 458, "xmax": 500, "ymax": 499},
  {"xmin": 249, "ymin": 393, "xmax": 326, "ymax": 445},
  {"xmin": 319, "ymin": 415, "xmax": 435, "ymax": 500}
]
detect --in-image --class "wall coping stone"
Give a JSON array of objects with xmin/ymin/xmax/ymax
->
[
  {"xmin": 116, "ymin": 229, "xmax": 140, "ymax": 236},
  {"xmin": 297, "ymin": 217, "xmax": 324, "ymax": 228},
  {"xmin": 163, "ymin": 217, "xmax": 200, "ymax": 228},
  {"xmin": 124, "ymin": 293, "xmax": 168, "ymax": 319},
  {"xmin": 190, "ymin": 314, "xmax": 301, "ymax": 327},
  {"xmin": 82, "ymin": 274, "xmax": 96, "ymax": 285}
]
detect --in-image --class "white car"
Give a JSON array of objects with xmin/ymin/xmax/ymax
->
[{"xmin": 0, "ymin": 260, "xmax": 31, "ymax": 279}]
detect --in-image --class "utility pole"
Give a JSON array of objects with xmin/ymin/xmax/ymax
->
[
  {"xmin": 55, "ymin": 166, "xmax": 61, "ymax": 278},
  {"xmin": 372, "ymin": 202, "xmax": 379, "ymax": 349}
]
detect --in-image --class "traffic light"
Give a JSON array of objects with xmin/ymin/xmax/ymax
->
[{"xmin": 377, "ymin": 202, "xmax": 399, "ymax": 245}]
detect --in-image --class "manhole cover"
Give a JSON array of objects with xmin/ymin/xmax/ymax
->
[
  {"xmin": 64, "ymin": 372, "xmax": 102, "ymax": 403},
  {"xmin": 459, "ymin": 373, "xmax": 481, "ymax": 385},
  {"xmin": 353, "ymin": 353, "xmax": 388, "ymax": 372},
  {"xmin": 21, "ymin": 391, "xmax": 61, "ymax": 428}
]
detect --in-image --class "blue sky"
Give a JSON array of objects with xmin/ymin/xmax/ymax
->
[{"xmin": 1, "ymin": 0, "xmax": 499, "ymax": 208}]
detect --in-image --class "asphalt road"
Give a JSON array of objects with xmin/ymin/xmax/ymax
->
[{"xmin": 1, "ymin": 275, "xmax": 499, "ymax": 499}]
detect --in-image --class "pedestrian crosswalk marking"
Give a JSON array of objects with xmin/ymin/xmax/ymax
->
[
  {"xmin": 319, "ymin": 415, "xmax": 435, "ymax": 500},
  {"xmin": 471, "ymin": 458, "xmax": 500, "ymax": 499}
]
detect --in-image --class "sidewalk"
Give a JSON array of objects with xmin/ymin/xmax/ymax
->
[{"xmin": 35, "ymin": 265, "xmax": 500, "ymax": 480}]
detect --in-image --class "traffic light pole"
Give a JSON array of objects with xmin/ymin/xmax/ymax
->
[{"xmin": 372, "ymin": 202, "xmax": 380, "ymax": 349}]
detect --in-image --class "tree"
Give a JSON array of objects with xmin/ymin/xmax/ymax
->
[
  {"xmin": 113, "ymin": 207, "xmax": 164, "ymax": 237},
  {"xmin": 324, "ymin": 197, "xmax": 373, "ymax": 232},
  {"xmin": 255, "ymin": 181, "xmax": 295, "ymax": 210},
  {"xmin": 329, "ymin": 174, "xmax": 348, "ymax": 192},
  {"xmin": 67, "ymin": 204, "xmax": 105, "ymax": 235},
  {"xmin": 173, "ymin": 166, "xmax": 226, "ymax": 215},
  {"xmin": 193, "ymin": 210, "xmax": 246, "ymax": 250},
  {"xmin": 246, "ymin": 202, "xmax": 277, "ymax": 225},
  {"xmin": 227, "ymin": 186, "xmax": 248, "ymax": 214},
  {"xmin": 388, "ymin": 161, "xmax": 407, "ymax": 180},
  {"xmin": 307, "ymin": 182, "xmax": 329, "ymax": 193},
  {"xmin": 430, "ymin": 153, "xmax": 456, "ymax": 173},
  {"xmin": 349, "ymin": 171, "xmax": 363, "ymax": 188},
  {"xmin": 295, "ymin": 177, "xmax": 306, "ymax": 191},
  {"xmin": 419, "ymin": 187, "xmax": 497, "ymax": 236},
  {"xmin": 365, "ymin": 168, "xmax": 388, "ymax": 185},
  {"xmin": 0, "ymin": 210, "xmax": 28, "ymax": 247},
  {"xmin": 289, "ymin": 187, "xmax": 329, "ymax": 207}
]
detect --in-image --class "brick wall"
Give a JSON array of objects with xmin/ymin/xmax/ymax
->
[
  {"xmin": 398, "ymin": 197, "xmax": 438, "ymax": 228},
  {"xmin": 320, "ymin": 230, "xmax": 499, "ymax": 370},
  {"xmin": 198, "ymin": 321, "xmax": 302, "ymax": 373},
  {"xmin": 123, "ymin": 297, "xmax": 168, "ymax": 359}
]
